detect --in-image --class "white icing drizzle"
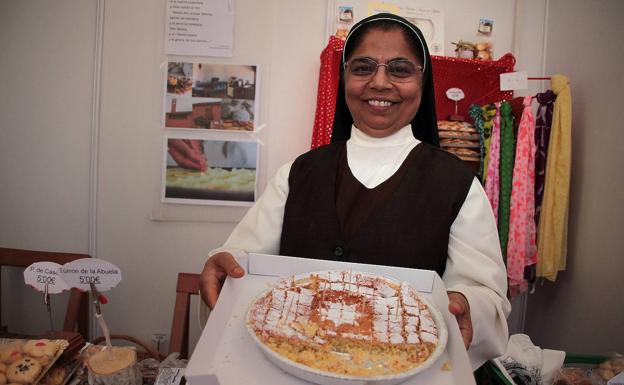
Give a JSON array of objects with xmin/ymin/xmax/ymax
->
[{"xmin": 250, "ymin": 272, "xmax": 438, "ymax": 347}]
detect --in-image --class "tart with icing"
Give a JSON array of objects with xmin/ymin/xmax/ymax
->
[{"xmin": 247, "ymin": 271, "xmax": 447, "ymax": 380}]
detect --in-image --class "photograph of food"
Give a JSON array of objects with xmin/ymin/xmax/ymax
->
[
  {"xmin": 164, "ymin": 138, "xmax": 258, "ymax": 204},
  {"xmin": 247, "ymin": 271, "xmax": 447, "ymax": 382}
]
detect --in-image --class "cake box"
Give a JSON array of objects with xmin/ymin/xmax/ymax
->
[{"xmin": 185, "ymin": 253, "xmax": 475, "ymax": 385}]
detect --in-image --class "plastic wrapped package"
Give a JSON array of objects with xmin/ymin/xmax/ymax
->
[
  {"xmin": 554, "ymin": 367, "xmax": 596, "ymax": 385},
  {"xmin": 553, "ymin": 353, "xmax": 623, "ymax": 385},
  {"xmin": 596, "ymin": 354, "xmax": 624, "ymax": 383}
]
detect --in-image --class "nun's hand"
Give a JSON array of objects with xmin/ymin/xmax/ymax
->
[
  {"xmin": 200, "ymin": 252, "xmax": 245, "ymax": 309},
  {"xmin": 447, "ymin": 291, "xmax": 473, "ymax": 349}
]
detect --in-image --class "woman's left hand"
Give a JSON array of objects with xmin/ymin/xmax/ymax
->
[{"xmin": 447, "ymin": 291, "xmax": 473, "ymax": 349}]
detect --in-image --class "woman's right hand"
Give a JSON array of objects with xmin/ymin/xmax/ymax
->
[{"xmin": 200, "ymin": 252, "xmax": 246, "ymax": 309}]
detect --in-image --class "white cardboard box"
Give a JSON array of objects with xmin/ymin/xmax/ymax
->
[{"xmin": 185, "ymin": 253, "xmax": 475, "ymax": 385}]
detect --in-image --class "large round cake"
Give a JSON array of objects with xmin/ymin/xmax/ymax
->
[{"xmin": 246, "ymin": 271, "xmax": 447, "ymax": 383}]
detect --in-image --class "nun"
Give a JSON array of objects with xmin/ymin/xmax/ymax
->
[{"xmin": 200, "ymin": 13, "xmax": 510, "ymax": 369}]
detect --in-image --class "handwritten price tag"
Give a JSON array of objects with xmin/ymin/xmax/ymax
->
[
  {"xmin": 59, "ymin": 258, "xmax": 122, "ymax": 291},
  {"xmin": 446, "ymin": 88, "xmax": 465, "ymax": 101},
  {"xmin": 23, "ymin": 262, "xmax": 70, "ymax": 293},
  {"xmin": 500, "ymin": 71, "xmax": 528, "ymax": 91}
]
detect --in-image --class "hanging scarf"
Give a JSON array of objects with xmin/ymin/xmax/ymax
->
[
  {"xmin": 534, "ymin": 90, "xmax": 556, "ymax": 226},
  {"xmin": 481, "ymin": 104, "xmax": 497, "ymax": 184},
  {"xmin": 485, "ymin": 103, "xmax": 501, "ymax": 223},
  {"xmin": 311, "ymin": 36, "xmax": 345, "ymax": 149},
  {"xmin": 507, "ymin": 96, "xmax": 538, "ymax": 297},
  {"xmin": 537, "ymin": 75, "xmax": 572, "ymax": 281},
  {"xmin": 468, "ymin": 104, "xmax": 486, "ymax": 181},
  {"xmin": 498, "ymin": 101, "xmax": 515, "ymax": 262},
  {"xmin": 331, "ymin": 13, "xmax": 439, "ymax": 146}
]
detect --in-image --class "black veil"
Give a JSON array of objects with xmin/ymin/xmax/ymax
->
[{"xmin": 331, "ymin": 13, "xmax": 439, "ymax": 146}]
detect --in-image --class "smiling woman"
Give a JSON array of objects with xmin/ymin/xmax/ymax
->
[
  {"xmin": 344, "ymin": 28, "xmax": 424, "ymax": 138},
  {"xmin": 201, "ymin": 13, "xmax": 511, "ymax": 372},
  {"xmin": 332, "ymin": 14, "xmax": 438, "ymax": 145}
]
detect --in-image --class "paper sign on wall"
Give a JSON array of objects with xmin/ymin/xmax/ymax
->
[
  {"xmin": 59, "ymin": 258, "xmax": 122, "ymax": 291},
  {"xmin": 165, "ymin": 0, "xmax": 234, "ymax": 57},
  {"xmin": 500, "ymin": 71, "xmax": 528, "ymax": 91},
  {"xmin": 23, "ymin": 262, "xmax": 70, "ymax": 293},
  {"xmin": 368, "ymin": 2, "xmax": 401, "ymax": 15}
]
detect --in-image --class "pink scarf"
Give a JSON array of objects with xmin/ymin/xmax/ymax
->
[
  {"xmin": 485, "ymin": 103, "xmax": 501, "ymax": 222},
  {"xmin": 507, "ymin": 96, "xmax": 538, "ymax": 296}
]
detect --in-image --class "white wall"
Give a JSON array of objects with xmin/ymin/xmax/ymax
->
[
  {"xmin": 523, "ymin": 0, "xmax": 624, "ymax": 353},
  {"xmin": 0, "ymin": 0, "xmax": 96, "ymax": 333},
  {"xmin": 3, "ymin": 0, "xmax": 621, "ymax": 358},
  {"xmin": 95, "ymin": 0, "xmax": 329, "ymax": 352}
]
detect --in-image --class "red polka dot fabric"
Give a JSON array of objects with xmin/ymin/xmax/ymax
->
[
  {"xmin": 431, "ymin": 54, "xmax": 515, "ymax": 121},
  {"xmin": 311, "ymin": 36, "xmax": 344, "ymax": 149}
]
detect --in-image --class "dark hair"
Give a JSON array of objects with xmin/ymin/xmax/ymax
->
[{"xmin": 343, "ymin": 20, "xmax": 424, "ymax": 65}]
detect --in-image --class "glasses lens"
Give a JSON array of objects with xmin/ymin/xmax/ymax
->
[
  {"xmin": 348, "ymin": 58, "xmax": 377, "ymax": 76},
  {"xmin": 387, "ymin": 60, "xmax": 418, "ymax": 79}
]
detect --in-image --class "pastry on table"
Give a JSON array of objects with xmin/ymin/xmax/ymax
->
[
  {"xmin": 0, "ymin": 342, "xmax": 24, "ymax": 364},
  {"xmin": 0, "ymin": 362, "xmax": 6, "ymax": 385},
  {"xmin": 22, "ymin": 340, "xmax": 59, "ymax": 359},
  {"xmin": 39, "ymin": 365, "xmax": 67, "ymax": 385},
  {"xmin": 247, "ymin": 271, "xmax": 446, "ymax": 380},
  {"xmin": 6, "ymin": 357, "xmax": 42, "ymax": 384},
  {"xmin": 437, "ymin": 120, "xmax": 477, "ymax": 132},
  {"xmin": 87, "ymin": 347, "xmax": 142, "ymax": 385}
]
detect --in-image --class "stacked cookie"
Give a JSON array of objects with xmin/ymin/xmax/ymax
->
[
  {"xmin": 437, "ymin": 120, "xmax": 481, "ymax": 162},
  {"xmin": 0, "ymin": 339, "xmax": 65, "ymax": 384}
]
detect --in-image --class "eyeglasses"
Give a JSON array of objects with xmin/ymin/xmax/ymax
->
[{"xmin": 344, "ymin": 57, "xmax": 423, "ymax": 83}]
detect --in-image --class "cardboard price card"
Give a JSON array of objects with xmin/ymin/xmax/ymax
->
[
  {"xmin": 59, "ymin": 258, "xmax": 122, "ymax": 291},
  {"xmin": 23, "ymin": 262, "xmax": 71, "ymax": 293}
]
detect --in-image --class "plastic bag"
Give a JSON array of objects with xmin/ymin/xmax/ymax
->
[{"xmin": 553, "ymin": 367, "xmax": 595, "ymax": 385}]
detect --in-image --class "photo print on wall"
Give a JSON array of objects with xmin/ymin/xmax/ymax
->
[
  {"xmin": 164, "ymin": 62, "xmax": 259, "ymax": 132},
  {"xmin": 162, "ymin": 135, "xmax": 259, "ymax": 206}
]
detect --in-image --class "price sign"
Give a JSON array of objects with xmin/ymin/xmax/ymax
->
[
  {"xmin": 500, "ymin": 71, "xmax": 528, "ymax": 91},
  {"xmin": 59, "ymin": 258, "xmax": 122, "ymax": 291},
  {"xmin": 24, "ymin": 262, "xmax": 69, "ymax": 293},
  {"xmin": 446, "ymin": 88, "xmax": 465, "ymax": 101},
  {"xmin": 23, "ymin": 262, "xmax": 70, "ymax": 293}
]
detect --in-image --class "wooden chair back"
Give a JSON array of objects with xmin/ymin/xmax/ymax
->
[
  {"xmin": 169, "ymin": 272, "xmax": 201, "ymax": 359},
  {"xmin": 0, "ymin": 247, "xmax": 90, "ymax": 337}
]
